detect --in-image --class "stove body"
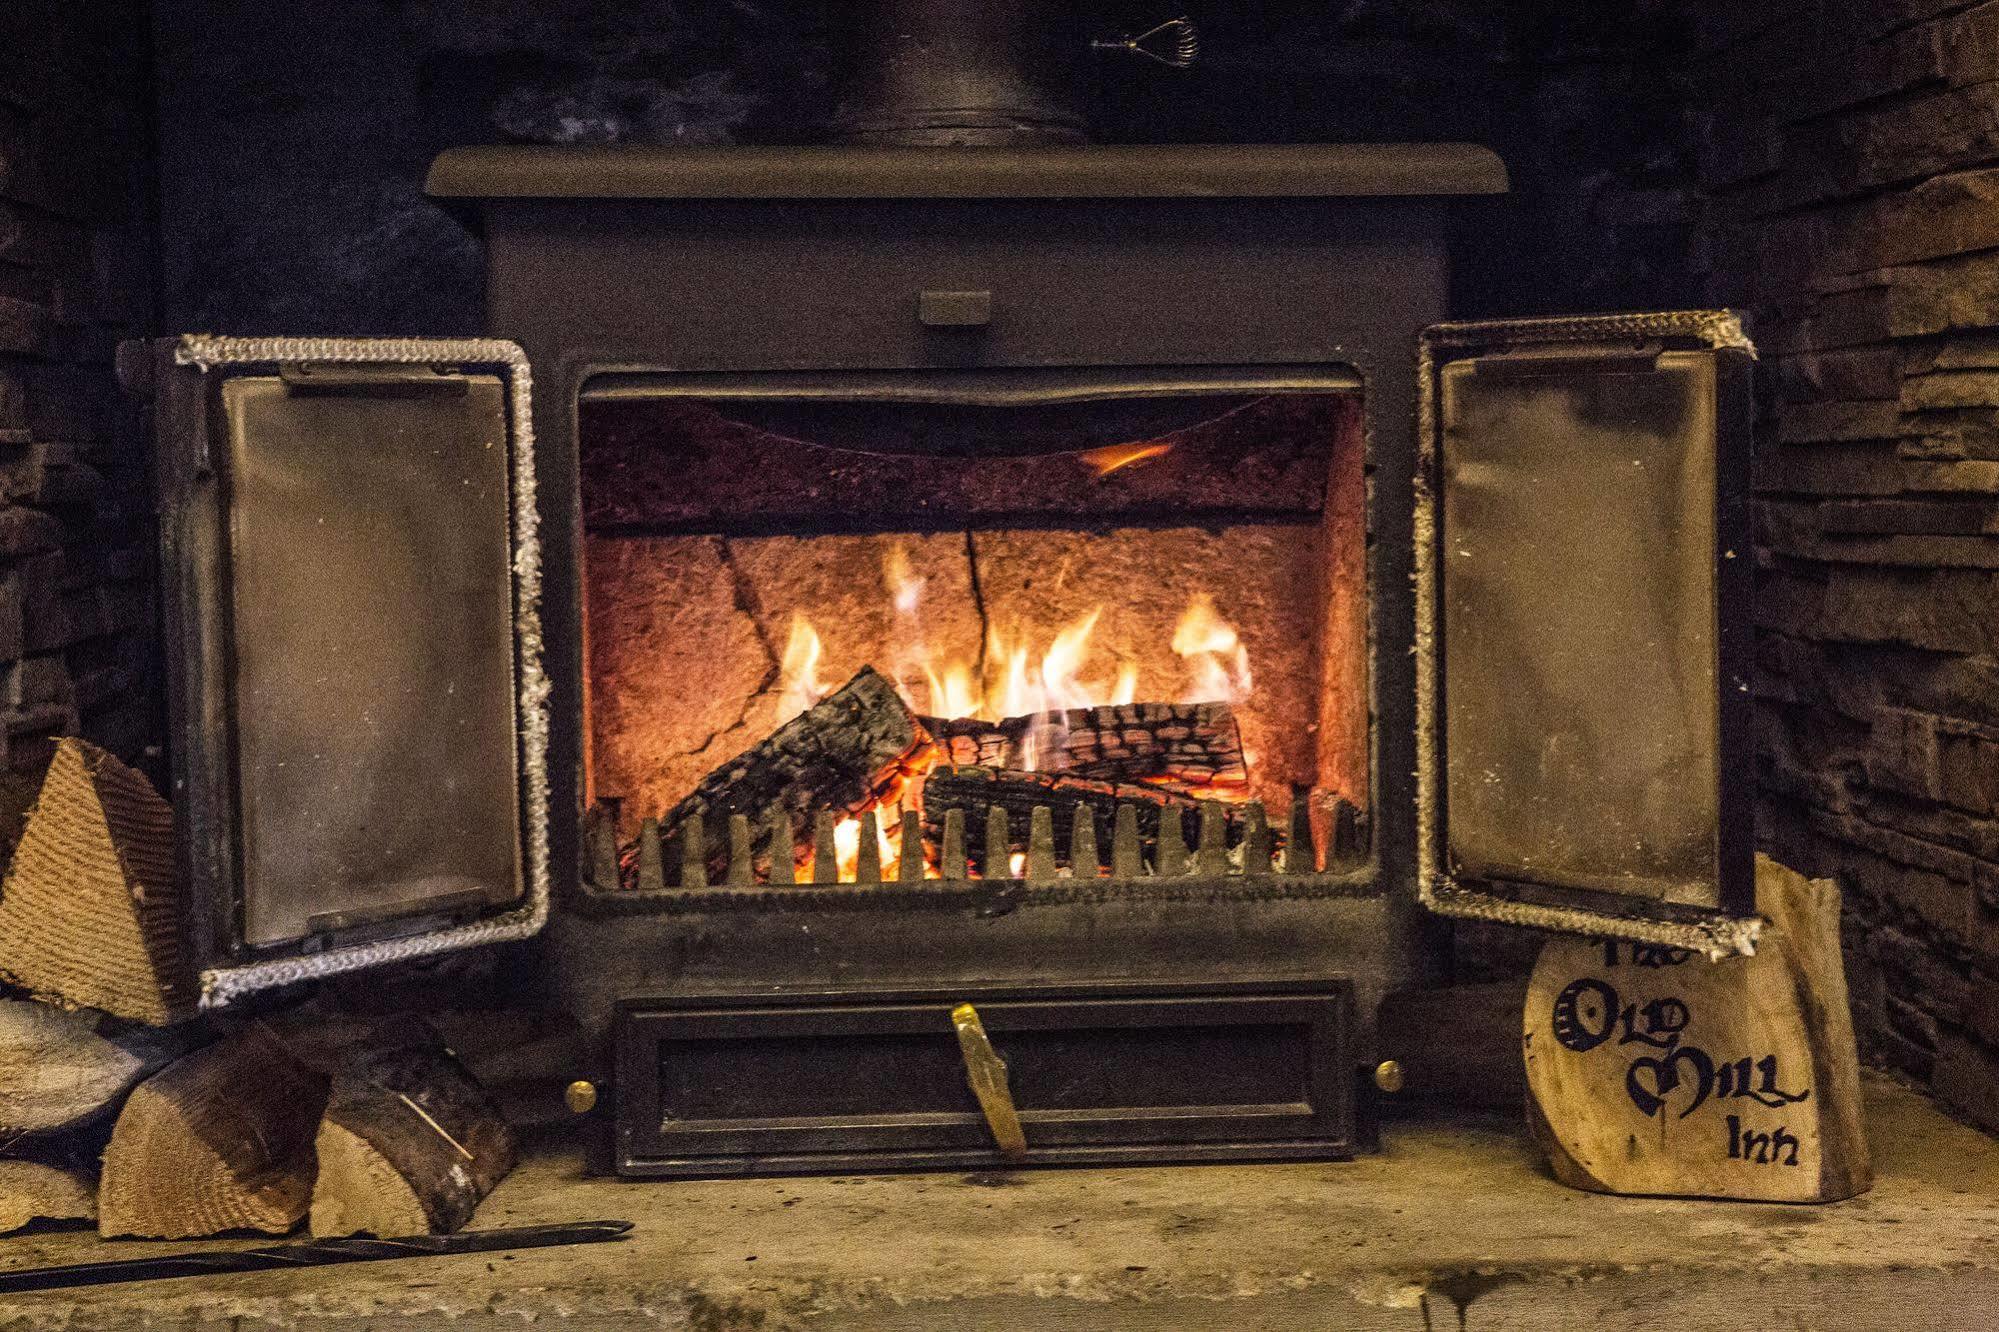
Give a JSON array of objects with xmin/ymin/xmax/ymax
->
[
  {"xmin": 431, "ymin": 146, "xmax": 1505, "ymax": 1054},
  {"xmin": 134, "ymin": 134, "xmax": 1759, "ymax": 1176}
]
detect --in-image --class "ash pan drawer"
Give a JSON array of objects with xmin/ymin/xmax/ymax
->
[{"xmin": 614, "ymin": 981, "xmax": 1355, "ymax": 1178}]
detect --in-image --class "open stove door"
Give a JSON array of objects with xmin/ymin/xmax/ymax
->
[
  {"xmin": 1414, "ymin": 312, "xmax": 1760, "ymax": 958},
  {"xmin": 134, "ymin": 336, "xmax": 549, "ymax": 1007}
]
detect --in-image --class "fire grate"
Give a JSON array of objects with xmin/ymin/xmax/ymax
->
[{"xmin": 588, "ymin": 774, "xmax": 1365, "ymax": 897}]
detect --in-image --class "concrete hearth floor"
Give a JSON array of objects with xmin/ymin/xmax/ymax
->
[{"xmin": 0, "ymin": 1073, "xmax": 1993, "ymax": 1330}]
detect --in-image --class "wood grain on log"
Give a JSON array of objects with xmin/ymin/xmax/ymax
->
[
  {"xmin": 0, "ymin": 1000, "xmax": 204, "ymax": 1140},
  {"xmin": 0, "ymin": 1160, "xmax": 95, "ymax": 1234},
  {"xmin": 0, "ymin": 738, "xmax": 193, "ymax": 1025},
  {"xmin": 98, "ymin": 1029, "xmax": 328, "ymax": 1238},
  {"xmin": 259, "ymin": 1012, "xmax": 517, "ymax": 1236},
  {"xmin": 632, "ymin": 667, "xmax": 935, "ymax": 885},
  {"xmin": 1523, "ymin": 855, "xmax": 1871, "ymax": 1203},
  {"xmin": 923, "ymin": 702, "xmax": 1246, "ymax": 793}
]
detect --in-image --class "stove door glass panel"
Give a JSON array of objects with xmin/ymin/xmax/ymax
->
[
  {"xmin": 1419, "ymin": 315, "xmax": 1756, "ymax": 941},
  {"xmin": 1441, "ymin": 353, "xmax": 1717, "ymax": 902},
  {"xmin": 223, "ymin": 375, "xmax": 524, "ymax": 947}
]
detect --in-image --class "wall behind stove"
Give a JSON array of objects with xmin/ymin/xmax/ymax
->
[
  {"xmin": 150, "ymin": 0, "xmax": 1703, "ymax": 334},
  {"xmin": 1690, "ymin": 1, "xmax": 1999, "ymax": 1133},
  {"xmin": 0, "ymin": 2, "xmax": 161, "ymax": 853}
]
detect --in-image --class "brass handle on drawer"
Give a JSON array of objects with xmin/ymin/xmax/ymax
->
[{"xmin": 951, "ymin": 1003, "xmax": 1027, "ymax": 1158}]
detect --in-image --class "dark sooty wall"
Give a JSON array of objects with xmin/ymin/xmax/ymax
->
[
  {"xmin": 1693, "ymin": 0, "xmax": 1999, "ymax": 1135},
  {"xmin": 0, "ymin": 2, "xmax": 161, "ymax": 855},
  {"xmin": 149, "ymin": 0, "xmax": 1703, "ymax": 335}
]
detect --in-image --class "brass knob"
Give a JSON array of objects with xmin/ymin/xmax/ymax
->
[
  {"xmin": 1373, "ymin": 1060, "xmax": 1405, "ymax": 1094},
  {"xmin": 565, "ymin": 1080, "xmax": 600, "ymax": 1115}
]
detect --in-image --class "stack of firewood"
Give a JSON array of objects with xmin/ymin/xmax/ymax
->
[{"xmin": 0, "ymin": 737, "xmax": 520, "ymax": 1240}]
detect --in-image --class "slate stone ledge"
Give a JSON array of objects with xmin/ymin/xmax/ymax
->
[{"xmin": 0, "ymin": 1073, "xmax": 1991, "ymax": 1330}]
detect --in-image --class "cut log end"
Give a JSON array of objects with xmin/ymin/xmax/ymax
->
[
  {"xmin": 0, "ymin": 1160, "xmax": 96, "ymax": 1235},
  {"xmin": 0, "ymin": 738, "xmax": 193, "ymax": 1025},
  {"xmin": 310, "ymin": 1121, "xmax": 431, "ymax": 1239},
  {"xmin": 0, "ymin": 1000, "xmax": 192, "ymax": 1140},
  {"xmin": 291, "ymin": 1018, "xmax": 517, "ymax": 1237},
  {"xmin": 97, "ymin": 1031, "xmax": 326, "ymax": 1239}
]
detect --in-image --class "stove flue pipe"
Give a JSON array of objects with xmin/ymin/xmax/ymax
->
[{"xmin": 829, "ymin": 0, "xmax": 1196, "ymax": 146}]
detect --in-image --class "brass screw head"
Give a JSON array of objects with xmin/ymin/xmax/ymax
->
[
  {"xmin": 1373, "ymin": 1060, "xmax": 1405, "ymax": 1094},
  {"xmin": 565, "ymin": 1079, "xmax": 600, "ymax": 1115}
]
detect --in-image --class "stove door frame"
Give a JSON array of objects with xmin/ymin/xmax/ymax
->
[
  {"xmin": 141, "ymin": 336, "xmax": 552, "ymax": 1007},
  {"xmin": 1413, "ymin": 311, "xmax": 1760, "ymax": 956}
]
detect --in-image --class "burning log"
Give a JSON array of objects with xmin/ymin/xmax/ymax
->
[
  {"xmin": 630, "ymin": 666, "xmax": 935, "ymax": 886},
  {"xmin": 923, "ymin": 701, "xmax": 1246, "ymax": 794},
  {"xmin": 918, "ymin": 766, "xmax": 1266, "ymax": 876}
]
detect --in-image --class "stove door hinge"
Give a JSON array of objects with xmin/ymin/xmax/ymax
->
[{"xmin": 278, "ymin": 361, "xmax": 470, "ymax": 396}]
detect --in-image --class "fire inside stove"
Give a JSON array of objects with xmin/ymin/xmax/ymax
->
[{"xmin": 576, "ymin": 374, "xmax": 1368, "ymax": 892}]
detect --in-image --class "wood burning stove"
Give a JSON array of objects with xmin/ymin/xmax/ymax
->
[
  {"xmin": 424, "ymin": 145, "xmax": 1486, "ymax": 1063},
  {"xmin": 125, "ymin": 137, "xmax": 1761, "ymax": 1179}
]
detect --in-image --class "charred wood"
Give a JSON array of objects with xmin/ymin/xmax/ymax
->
[
  {"xmin": 923, "ymin": 701, "xmax": 1246, "ymax": 793},
  {"xmin": 624, "ymin": 667, "xmax": 936, "ymax": 886}
]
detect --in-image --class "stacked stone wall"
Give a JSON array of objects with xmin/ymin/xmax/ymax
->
[{"xmin": 1692, "ymin": 0, "xmax": 1999, "ymax": 1129}]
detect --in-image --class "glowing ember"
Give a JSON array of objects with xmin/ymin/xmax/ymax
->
[
  {"xmin": 771, "ymin": 544, "xmax": 1257, "ymax": 798},
  {"xmin": 1078, "ymin": 440, "xmax": 1174, "ymax": 477}
]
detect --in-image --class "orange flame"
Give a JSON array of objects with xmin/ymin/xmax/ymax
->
[
  {"xmin": 777, "ymin": 614, "xmax": 828, "ymax": 723},
  {"xmin": 1078, "ymin": 441, "xmax": 1173, "ymax": 478},
  {"xmin": 1173, "ymin": 592, "xmax": 1253, "ymax": 706},
  {"xmin": 830, "ymin": 812, "xmax": 902, "ymax": 882},
  {"xmin": 773, "ymin": 545, "xmax": 1255, "ymax": 780}
]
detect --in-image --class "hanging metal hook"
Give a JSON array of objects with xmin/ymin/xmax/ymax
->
[{"xmin": 1091, "ymin": 17, "xmax": 1200, "ymax": 69}]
